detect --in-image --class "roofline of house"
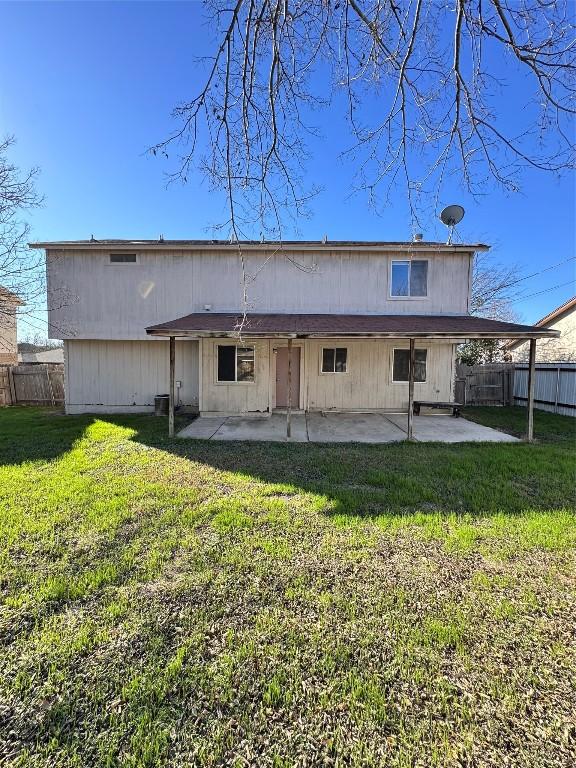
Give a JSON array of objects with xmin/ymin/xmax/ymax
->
[
  {"xmin": 145, "ymin": 312, "xmax": 559, "ymax": 340},
  {"xmin": 505, "ymin": 295, "xmax": 575, "ymax": 351},
  {"xmin": 0, "ymin": 287, "xmax": 25, "ymax": 306},
  {"xmin": 29, "ymin": 239, "xmax": 490, "ymax": 254},
  {"xmin": 533, "ymin": 295, "xmax": 576, "ymax": 328},
  {"xmin": 146, "ymin": 329, "xmax": 558, "ymax": 340}
]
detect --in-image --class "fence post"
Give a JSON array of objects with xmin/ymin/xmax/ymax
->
[
  {"xmin": 554, "ymin": 365, "xmax": 561, "ymax": 414},
  {"xmin": 8, "ymin": 366, "xmax": 16, "ymax": 404},
  {"xmin": 46, "ymin": 366, "xmax": 56, "ymax": 407}
]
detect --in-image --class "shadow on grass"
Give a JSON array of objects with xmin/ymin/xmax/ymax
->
[
  {"xmin": 1, "ymin": 407, "xmax": 574, "ymax": 518},
  {"xmin": 0, "ymin": 407, "xmax": 192, "ymax": 466},
  {"xmin": 126, "ymin": 411, "xmax": 575, "ymax": 518},
  {"xmin": 0, "ymin": 407, "xmax": 92, "ymax": 464},
  {"xmin": 463, "ymin": 406, "xmax": 576, "ymax": 443}
]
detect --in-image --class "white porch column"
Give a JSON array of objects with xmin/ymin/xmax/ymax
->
[
  {"xmin": 286, "ymin": 337, "xmax": 293, "ymax": 439},
  {"xmin": 169, "ymin": 336, "xmax": 175, "ymax": 438},
  {"xmin": 407, "ymin": 337, "xmax": 415, "ymax": 441}
]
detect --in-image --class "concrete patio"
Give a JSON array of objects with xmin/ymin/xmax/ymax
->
[{"xmin": 177, "ymin": 412, "xmax": 519, "ymax": 443}]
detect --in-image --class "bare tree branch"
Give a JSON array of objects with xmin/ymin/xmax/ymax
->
[
  {"xmin": 151, "ymin": 0, "xmax": 575, "ymax": 310},
  {"xmin": 0, "ymin": 136, "xmax": 52, "ymax": 351}
]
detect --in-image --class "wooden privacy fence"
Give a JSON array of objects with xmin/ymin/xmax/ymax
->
[
  {"xmin": 455, "ymin": 363, "xmax": 515, "ymax": 407},
  {"xmin": 455, "ymin": 362, "xmax": 576, "ymax": 416},
  {"xmin": 0, "ymin": 364, "xmax": 65, "ymax": 406}
]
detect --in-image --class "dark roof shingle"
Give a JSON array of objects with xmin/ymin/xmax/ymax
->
[{"xmin": 146, "ymin": 313, "xmax": 559, "ymax": 339}]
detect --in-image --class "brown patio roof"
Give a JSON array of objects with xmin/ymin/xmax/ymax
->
[{"xmin": 146, "ymin": 313, "xmax": 560, "ymax": 340}]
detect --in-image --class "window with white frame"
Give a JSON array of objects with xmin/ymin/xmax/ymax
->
[
  {"xmin": 109, "ymin": 253, "xmax": 137, "ymax": 264},
  {"xmin": 390, "ymin": 259, "xmax": 428, "ymax": 297},
  {"xmin": 217, "ymin": 345, "xmax": 255, "ymax": 382},
  {"xmin": 321, "ymin": 347, "xmax": 348, "ymax": 373},
  {"xmin": 392, "ymin": 348, "xmax": 427, "ymax": 382}
]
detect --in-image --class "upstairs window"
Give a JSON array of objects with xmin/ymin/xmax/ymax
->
[
  {"xmin": 217, "ymin": 345, "xmax": 255, "ymax": 382},
  {"xmin": 110, "ymin": 253, "xmax": 137, "ymax": 264},
  {"xmin": 393, "ymin": 348, "xmax": 427, "ymax": 382},
  {"xmin": 391, "ymin": 260, "xmax": 428, "ymax": 297},
  {"xmin": 322, "ymin": 347, "xmax": 348, "ymax": 373}
]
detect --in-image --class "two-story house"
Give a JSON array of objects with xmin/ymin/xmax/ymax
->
[{"xmin": 33, "ymin": 239, "xmax": 557, "ymax": 436}]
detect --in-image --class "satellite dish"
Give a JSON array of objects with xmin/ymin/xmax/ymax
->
[{"xmin": 439, "ymin": 204, "xmax": 465, "ymax": 244}]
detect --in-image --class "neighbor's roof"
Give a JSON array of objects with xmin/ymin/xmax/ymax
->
[
  {"xmin": 29, "ymin": 238, "xmax": 489, "ymax": 253},
  {"xmin": 533, "ymin": 295, "xmax": 576, "ymax": 328},
  {"xmin": 146, "ymin": 313, "xmax": 559, "ymax": 340},
  {"xmin": 18, "ymin": 348, "xmax": 64, "ymax": 365},
  {"xmin": 0, "ymin": 286, "xmax": 24, "ymax": 305},
  {"xmin": 505, "ymin": 295, "xmax": 575, "ymax": 350}
]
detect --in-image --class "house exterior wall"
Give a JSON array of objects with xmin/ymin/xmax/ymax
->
[
  {"xmin": 64, "ymin": 339, "xmax": 199, "ymax": 414},
  {"xmin": 199, "ymin": 338, "xmax": 456, "ymax": 415},
  {"xmin": 305, "ymin": 339, "xmax": 456, "ymax": 411},
  {"xmin": 0, "ymin": 304, "xmax": 18, "ymax": 366},
  {"xmin": 46, "ymin": 248, "xmax": 473, "ymax": 340},
  {"xmin": 200, "ymin": 338, "xmax": 271, "ymax": 414},
  {"xmin": 509, "ymin": 308, "xmax": 576, "ymax": 362}
]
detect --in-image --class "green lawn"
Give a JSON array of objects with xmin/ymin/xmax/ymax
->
[{"xmin": 0, "ymin": 407, "xmax": 575, "ymax": 767}]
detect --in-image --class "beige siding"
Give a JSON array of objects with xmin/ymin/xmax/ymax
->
[
  {"xmin": 65, "ymin": 339, "xmax": 199, "ymax": 413},
  {"xmin": 47, "ymin": 249, "xmax": 472, "ymax": 340},
  {"xmin": 305, "ymin": 339, "xmax": 455, "ymax": 411},
  {"xmin": 200, "ymin": 339, "xmax": 271, "ymax": 414},
  {"xmin": 199, "ymin": 338, "xmax": 455, "ymax": 414},
  {"xmin": 510, "ymin": 308, "xmax": 576, "ymax": 362}
]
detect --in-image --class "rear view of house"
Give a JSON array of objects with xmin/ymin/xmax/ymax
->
[{"xmin": 34, "ymin": 239, "xmax": 557, "ymax": 425}]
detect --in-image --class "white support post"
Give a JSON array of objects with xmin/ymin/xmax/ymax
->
[
  {"xmin": 526, "ymin": 338, "xmax": 536, "ymax": 442},
  {"xmin": 286, "ymin": 337, "xmax": 292, "ymax": 439},
  {"xmin": 169, "ymin": 336, "xmax": 175, "ymax": 438},
  {"xmin": 407, "ymin": 338, "xmax": 415, "ymax": 441}
]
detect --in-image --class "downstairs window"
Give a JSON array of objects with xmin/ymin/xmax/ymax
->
[
  {"xmin": 217, "ymin": 345, "xmax": 255, "ymax": 382},
  {"xmin": 322, "ymin": 347, "xmax": 348, "ymax": 373},
  {"xmin": 393, "ymin": 348, "xmax": 427, "ymax": 382}
]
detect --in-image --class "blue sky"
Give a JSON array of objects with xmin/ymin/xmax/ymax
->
[{"xmin": 0, "ymin": 0, "xmax": 574, "ymax": 335}]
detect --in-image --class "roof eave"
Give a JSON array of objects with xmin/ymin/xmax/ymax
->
[
  {"xmin": 146, "ymin": 328, "xmax": 560, "ymax": 340},
  {"xmin": 0, "ymin": 291, "xmax": 25, "ymax": 306},
  {"xmin": 29, "ymin": 241, "xmax": 490, "ymax": 253},
  {"xmin": 534, "ymin": 296, "xmax": 576, "ymax": 328}
]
